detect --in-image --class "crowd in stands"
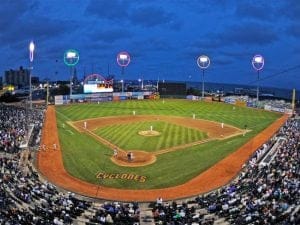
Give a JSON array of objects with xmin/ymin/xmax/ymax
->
[
  {"xmin": 0, "ymin": 103, "xmax": 44, "ymax": 153},
  {"xmin": 0, "ymin": 104, "xmax": 27, "ymax": 153},
  {"xmin": 0, "ymin": 103, "xmax": 140, "ymax": 224},
  {"xmin": 1, "ymin": 103, "xmax": 299, "ymax": 225},
  {"xmin": 89, "ymin": 201, "xmax": 140, "ymax": 225},
  {"xmin": 151, "ymin": 118, "xmax": 300, "ymax": 225},
  {"xmin": 0, "ymin": 152, "xmax": 93, "ymax": 224}
]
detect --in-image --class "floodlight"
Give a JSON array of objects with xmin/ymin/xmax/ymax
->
[
  {"xmin": 29, "ymin": 41, "xmax": 35, "ymax": 63},
  {"xmin": 200, "ymin": 56, "xmax": 208, "ymax": 63},
  {"xmin": 29, "ymin": 41, "xmax": 35, "ymax": 52},
  {"xmin": 67, "ymin": 52, "xmax": 77, "ymax": 58},
  {"xmin": 116, "ymin": 51, "xmax": 131, "ymax": 67},
  {"xmin": 119, "ymin": 54, "xmax": 128, "ymax": 60},
  {"xmin": 254, "ymin": 56, "xmax": 263, "ymax": 63},
  {"xmin": 197, "ymin": 55, "xmax": 210, "ymax": 69},
  {"xmin": 252, "ymin": 54, "xmax": 264, "ymax": 71}
]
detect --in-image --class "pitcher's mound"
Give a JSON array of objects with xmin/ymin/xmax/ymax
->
[
  {"xmin": 112, "ymin": 151, "xmax": 156, "ymax": 167},
  {"xmin": 138, "ymin": 130, "xmax": 161, "ymax": 137}
]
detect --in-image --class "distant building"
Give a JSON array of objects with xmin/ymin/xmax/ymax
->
[
  {"xmin": 3, "ymin": 66, "xmax": 30, "ymax": 88},
  {"xmin": 31, "ymin": 76, "xmax": 40, "ymax": 85}
]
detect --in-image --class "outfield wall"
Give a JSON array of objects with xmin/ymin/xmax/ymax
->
[
  {"xmin": 54, "ymin": 91, "xmax": 156, "ymax": 105},
  {"xmin": 185, "ymin": 95, "xmax": 293, "ymax": 114},
  {"xmin": 55, "ymin": 93, "xmax": 293, "ymax": 114}
]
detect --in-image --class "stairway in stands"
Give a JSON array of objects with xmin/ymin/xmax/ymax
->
[{"xmin": 139, "ymin": 203, "xmax": 155, "ymax": 225}]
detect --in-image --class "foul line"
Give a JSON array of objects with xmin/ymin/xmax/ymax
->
[
  {"xmin": 55, "ymin": 109, "xmax": 72, "ymax": 122},
  {"xmin": 66, "ymin": 130, "xmax": 74, "ymax": 135}
]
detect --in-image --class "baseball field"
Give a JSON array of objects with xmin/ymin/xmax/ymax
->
[{"xmin": 37, "ymin": 99, "xmax": 287, "ymax": 201}]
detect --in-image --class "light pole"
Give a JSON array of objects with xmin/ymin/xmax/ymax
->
[
  {"xmin": 29, "ymin": 41, "xmax": 35, "ymax": 110},
  {"xmin": 139, "ymin": 75, "xmax": 144, "ymax": 90},
  {"xmin": 120, "ymin": 79, "xmax": 124, "ymax": 93},
  {"xmin": 117, "ymin": 51, "xmax": 130, "ymax": 93},
  {"xmin": 197, "ymin": 55, "xmax": 210, "ymax": 99},
  {"xmin": 251, "ymin": 54, "xmax": 264, "ymax": 104},
  {"xmin": 46, "ymin": 80, "xmax": 49, "ymax": 106},
  {"xmin": 64, "ymin": 49, "xmax": 79, "ymax": 101},
  {"xmin": 156, "ymin": 76, "xmax": 159, "ymax": 92},
  {"xmin": 138, "ymin": 78, "xmax": 142, "ymax": 91}
]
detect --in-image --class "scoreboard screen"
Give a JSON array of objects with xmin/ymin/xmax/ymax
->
[
  {"xmin": 83, "ymin": 74, "xmax": 113, "ymax": 93},
  {"xmin": 84, "ymin": 83, "xmax": 113, "ymax": 93}
]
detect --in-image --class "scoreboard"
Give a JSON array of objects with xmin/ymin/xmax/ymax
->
[{"xmin": 83, "ymin": 74, "xmax": 113, "ymax": 93}]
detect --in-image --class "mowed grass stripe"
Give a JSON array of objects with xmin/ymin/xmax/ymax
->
[
  {"xmin": 187, "ymin": 127, "xmax": 193, "ymax": 143},
  {"xmin": 99, "ymin": 124, "xmax": 121, "ymax": 138},
  {"xmin": 106, "ymin": 124, "xmax": 129, "ymax": 145},
  {"xmin": 156, "ymin": 122, "xmax": 168, "ymax": 150},
  {"xmin": 168, "ymin": 124, "xmax": 177, "ymax": 146},
  {"xmin": 191, "ymin": 128, "xmax": 198, "ymax": 140},
  {"xmin": 95, "ymin": 120, "xmax": 207, "ymax": 151},
  {"xmin": 162, "ymin": 122, "xmax": 171, "ymax": 149},
  {"xmin": 181, "ymin": 127, "xmax": 185, "ymax": 143},
  {"xmin": 174, "ymin": 124, "xmax": 181, "ymax": 146},
  {"xmin": 118, "ymin": 123, "xmax": 141, "ymax": 147}
]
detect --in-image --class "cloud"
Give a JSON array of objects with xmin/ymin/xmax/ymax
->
[
  {"xmin": 86, "ymin": 1, "xmax": 181, "ymax": 30},
  {"xmin": 235, "ymin": 1, "xmax": 275, "ymax": 21},
  {"xmin": 129, "ymin": 6, "xmax": 174, "ymax": 28},
  {"xmin": 83, "ymin": 42, "xmax": 113, "ymax": 51},
  {"xmin": 286, "ymin": 24, "xmax": 300, "ymax": 38},
  {"xmin": 279, "ymin": 0, "xmax": 300, "ymax": 22},
  {"xmin": 169, "ymin": 20, "xmax": 182, "ymax": 30},
  {"xmin": 191, "ymin": 38, "xmax": 225, "ymax": 50},
  {"xmin": 291, "ymin": 45, "xmax": 300, "ymax": 55},
  {"xmin": 184, "ymin": 38, "xmax": 225, "ymax": 59},
  {"xmin": 91, "ymin": 28, "xmax": 133, "ymax": 43},
  {"xmin": 177, "ymin": 0, "xmax": 229, "ymax": 14},
  {"xmin": 0, "ymin": 17, "xmax": 77, "ymax": 46},
  {"xmin": 220, "ymin": 23, "xmax": 278, "ymax": 46},
  {"xmin": 220, "ymin": 50, "xmax": 253, "ymax": 60},
  {"xmin": 0, "ymin": 0, "xmax": 31, "ymax": 29},
  {"xmin": 85, "ymin": 0, "xmax": 131, "ymax": 20},
  {"xmin": 132, "ymin": 38, "xmax": 174, "ymax": 53},
  {"xmin": 211, "ymin": 57, "xmax": 235, "ymax": 66}
]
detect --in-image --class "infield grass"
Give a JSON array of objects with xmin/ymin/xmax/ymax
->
[
  {"xmin": 95, "ymin": 121, "xmax": 207, "ymax": 151},
  {"xmin": 55, "ymin": 99, "xmax": 281, "ymax": 189}
]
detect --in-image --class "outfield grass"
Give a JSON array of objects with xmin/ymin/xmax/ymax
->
[
  {"xmin": 55, "ymin": 99, "xmax": 281, "ymax": 189},
  {"xmin": 95, "ymin": 121, "xmax": 207, "ymax": 151}
]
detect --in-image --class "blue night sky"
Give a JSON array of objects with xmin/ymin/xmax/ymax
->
[{"xmin": 0, "ymin": 0, "xmax": 299, "ymax": 90}]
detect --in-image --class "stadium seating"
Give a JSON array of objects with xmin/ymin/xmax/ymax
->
[
  {"xmin": 149, "ymin": 119, "xmax": 300, "ymax": 225},
  {"xmin": 0, "ymin": 103, "xmax": 299, "ymax": 225}
]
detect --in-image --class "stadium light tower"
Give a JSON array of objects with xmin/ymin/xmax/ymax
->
[
  {"xmin": 29, "ymin": 41, "xmax": 35, "ymax": 110},
  {"xmin": 138, "ymin": 78, "xmax": 142, "ymax": 91},
  {"xmin": 197, "ymin": 55, "xmax": 210, "ymax": 99},
  {"xmin": 117, "ymin": 51, "xmax": 131, "ymax": 92},
  {"xmin": 251, "ymin": 54, "xmax": 264, "ymax": 103},
  {"xmin": 64, "ymin": 49, "xmax": 79, "ymax": 100}
]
